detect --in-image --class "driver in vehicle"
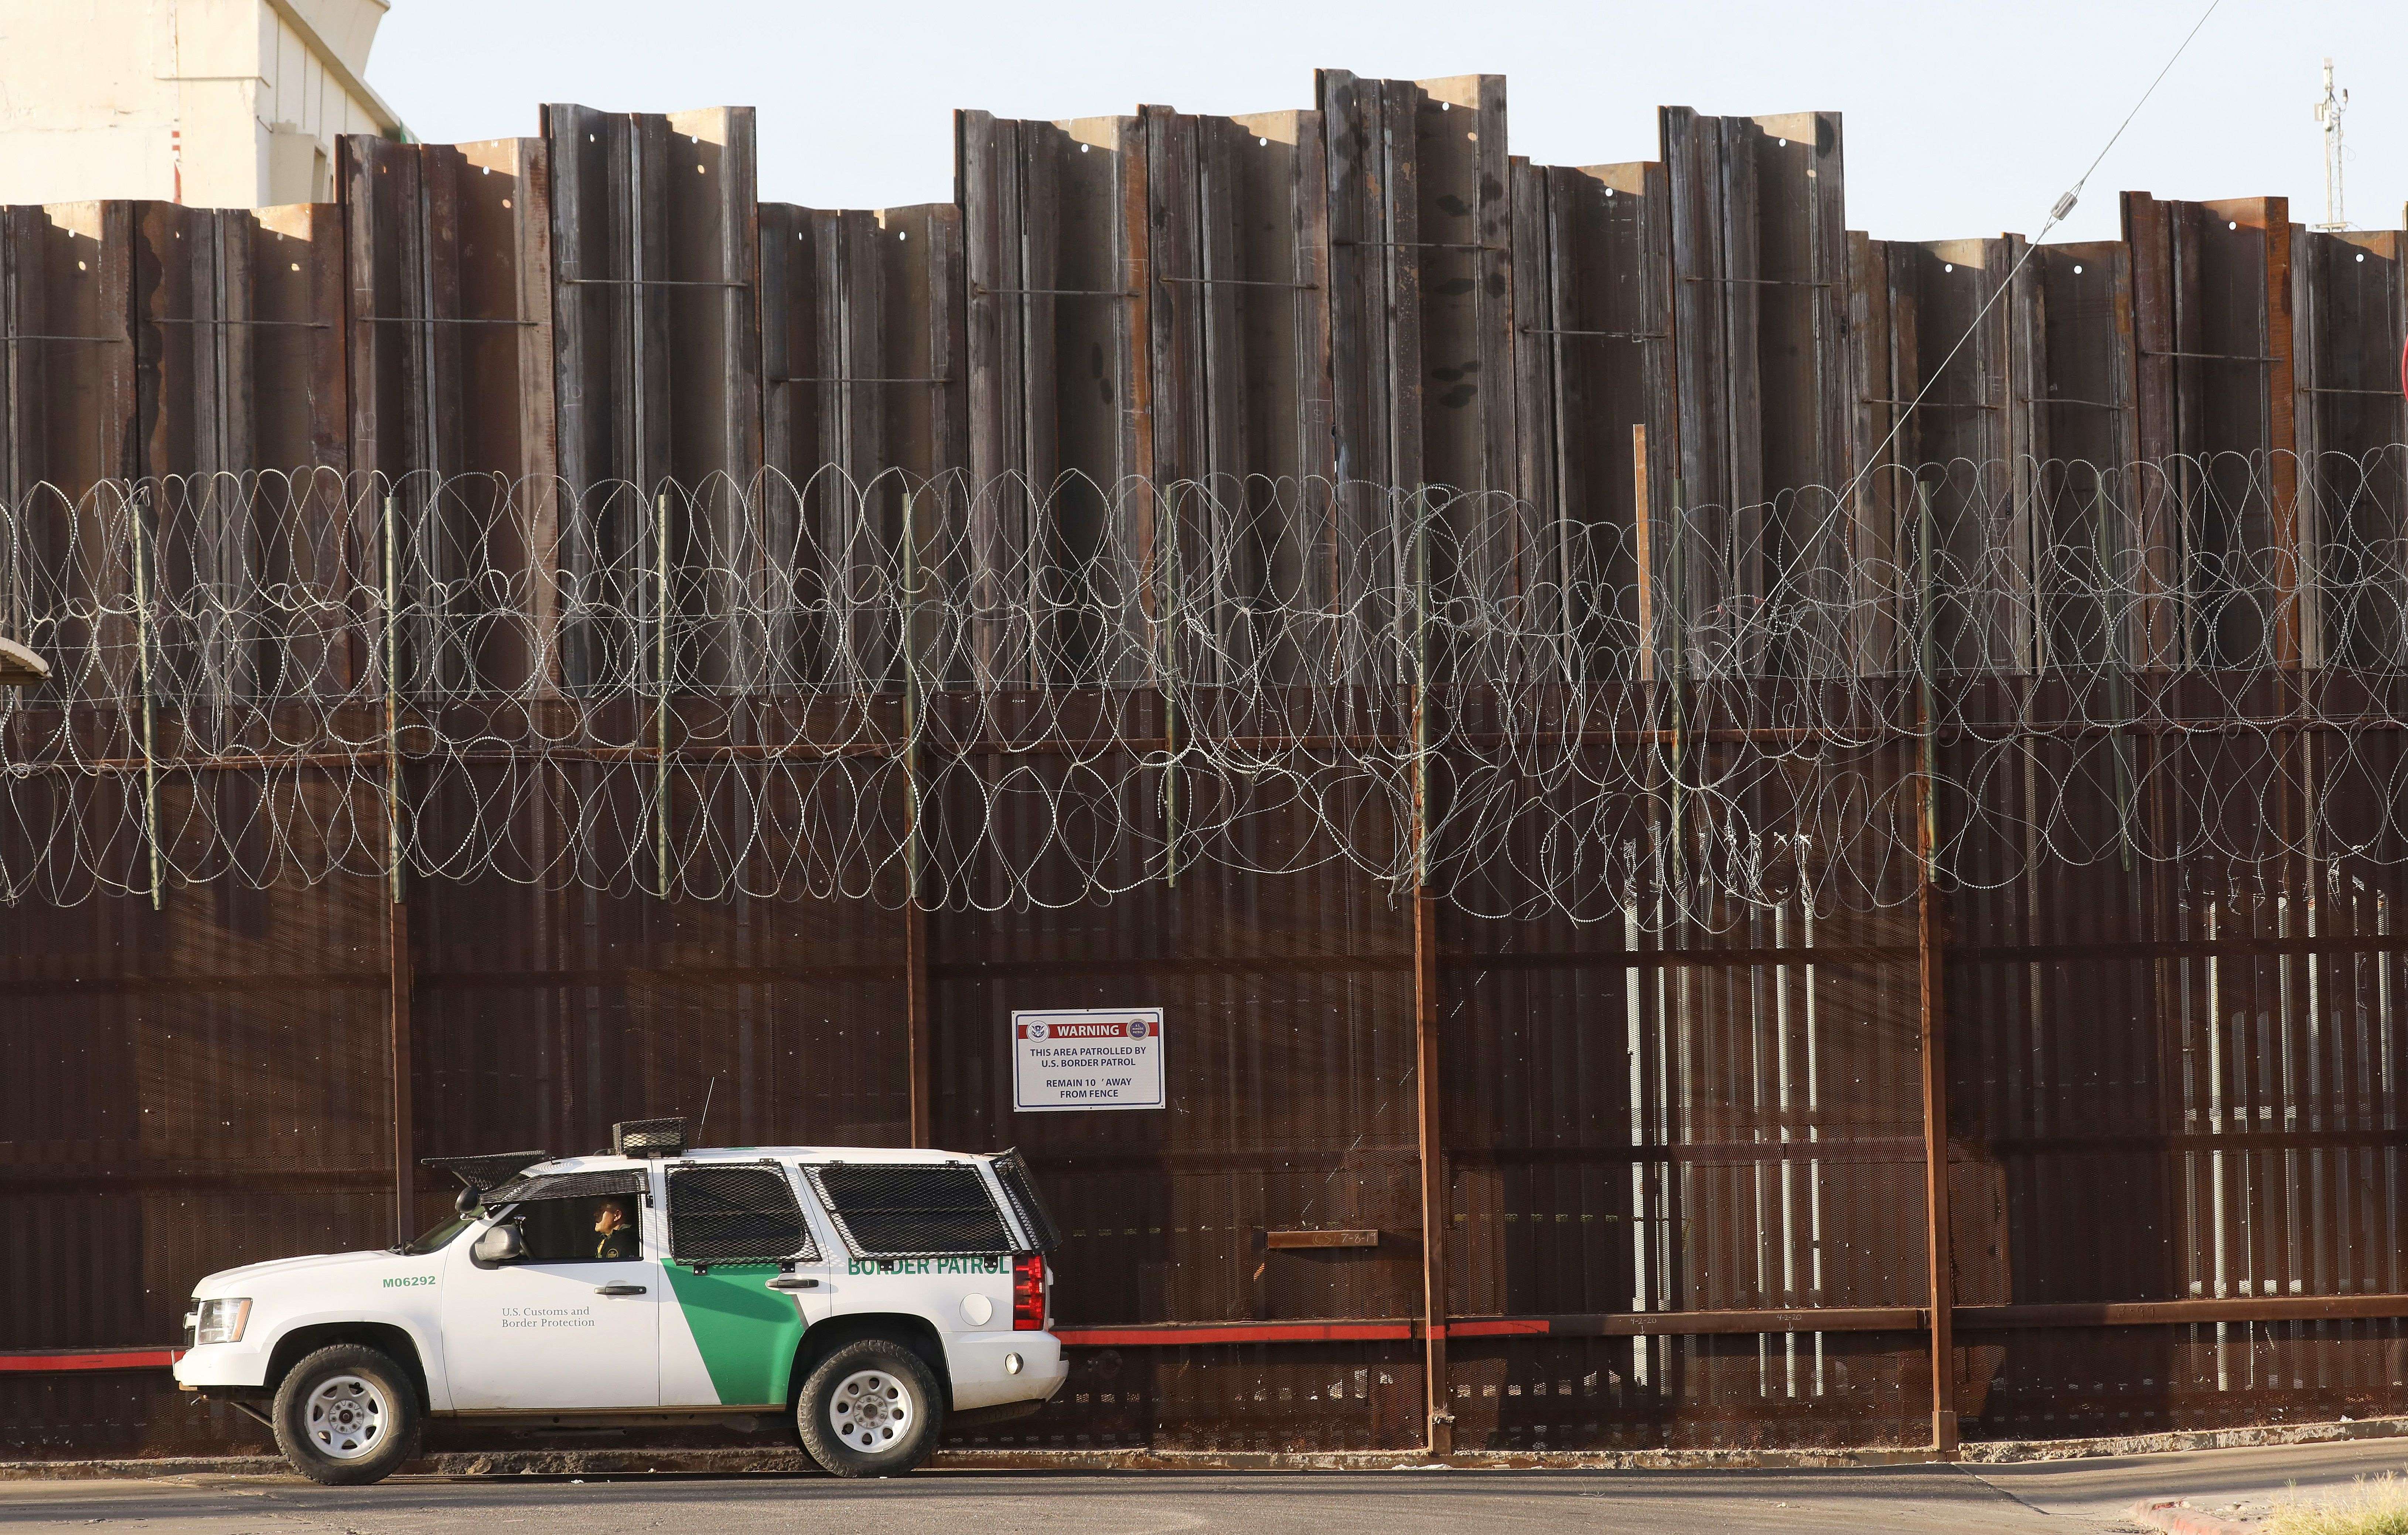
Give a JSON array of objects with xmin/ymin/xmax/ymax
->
[{"xmin": 593, "ymin": 1197, "xmax": 636, "ymax": 1260}]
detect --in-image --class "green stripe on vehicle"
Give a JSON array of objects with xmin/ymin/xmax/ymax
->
[{"xmin": 662, "ymin": 1263, "xmax": 804, "ymax": 1406}]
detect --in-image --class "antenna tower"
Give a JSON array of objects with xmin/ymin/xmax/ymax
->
[{"xmin": 2313, "ymin": 57, "xmax": 2349, "ymax": 230}]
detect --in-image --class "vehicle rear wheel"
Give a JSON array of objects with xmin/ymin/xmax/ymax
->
[
  {"xmin": 795, "ymin": 1338, "xmax": 943, "ymax": 1477},
  {"xmin": 270, "ymin": 1344, "xmax": 421, "ymax": 1486}
]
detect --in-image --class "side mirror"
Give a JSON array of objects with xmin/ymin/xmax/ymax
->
[
  {"xmin": 472, "ymin": 1223, "xmax": 526, "ymax": 1266},
  {"xmin": 456, "ymin": 1183, "xmax": 483, "ymax": 1217}
]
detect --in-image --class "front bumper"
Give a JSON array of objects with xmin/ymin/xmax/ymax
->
[{"xmin": 171, "ymin": 1336, "xmax": 273, "ymax": 1390}]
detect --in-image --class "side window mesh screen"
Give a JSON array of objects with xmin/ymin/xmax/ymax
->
[
  {"xmin": 667, "ymin": 1164, "xmax": 815, "ymax": 1265},
  {"xmin": 806, "ymin": 1164, "xmax": 1012, "ymax": 1258},
  {"xmin": 484, "ymin": 1169, "xmax": 646, "ymax": 1205},
  {"xmin": 990, "ymin": 1150, "xmax": 1061, "ymax": 1253}
]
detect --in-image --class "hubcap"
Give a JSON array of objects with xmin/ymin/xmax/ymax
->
[
  {"xmin": 303, "ymin": 1373, "xmax": 389, "ymax": 1461},
  {"xmin": 827, "ymin": 1368, "xmax": 914, "ymax": 1453}
]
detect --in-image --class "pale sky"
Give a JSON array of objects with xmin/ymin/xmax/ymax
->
[{"xmin": 371, "ymin": 0, "xmax": 2402, "ymax": 246}]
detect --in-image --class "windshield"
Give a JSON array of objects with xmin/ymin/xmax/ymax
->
[{"xmin": 400, "ymin": 1212, "xmax": 475, "ymax": 1256}]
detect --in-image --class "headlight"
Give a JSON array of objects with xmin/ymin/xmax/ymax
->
[{"xmin": 194, "ymin": 1298, "xmax": 250, "ymax": 1345}]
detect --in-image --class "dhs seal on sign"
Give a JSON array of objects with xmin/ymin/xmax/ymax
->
[
  {"xmin": 1025, "ymin": 1022, "xmax": 1049, "ymax": 1041},
  {"xmin": 1127, "ymin": 1018, "xmax": 1149, "ymax": 1039}
]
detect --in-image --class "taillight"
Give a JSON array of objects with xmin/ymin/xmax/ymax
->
[{"xmin": 1012, "ymin": 1253, "xmax": 1045, "ymax": 1330}]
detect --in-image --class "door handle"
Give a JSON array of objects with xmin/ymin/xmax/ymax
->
[
  {"xmin": 767, "ymin": 1277, "xmax": 819, "ymax": 1291},
  {"xmin": 595, "ymin": 1284, "xmax": 648, "ymax": 1296}
]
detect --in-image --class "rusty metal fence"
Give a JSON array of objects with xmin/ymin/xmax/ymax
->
[{"xmin": 5, "ymin": 69, "xmax": 2408, "ymax": 1460}]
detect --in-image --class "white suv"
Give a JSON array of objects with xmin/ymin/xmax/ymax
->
[{"xmin": 174, "ymin": 1122, "xmax": 1067, "ymax": 1484}]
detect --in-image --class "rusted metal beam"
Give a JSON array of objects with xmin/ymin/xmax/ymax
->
[
  {"xmin": 1056, "ymin": 1321, "xmax": 1413, "ymax": 1347},
  {"xmin": 1631, "ymin": 422, "xmax": 1655, "ymax": 682},
  {"xmin": 903, "ymin": 511, "xmax": 934, "ymax": 1150},
  {"xmin": 33, "ymin": 1287, "xmax": 2408, "ymax": 1377},
  {"xmin": 1082, "ymin": 1292, "xmax": 2408, "ymax": 1347},
  {"xmin": 1408, "ymin": 475, "xmax": 1452, "ymax": 1457},
  {"xmin": 382, "ymin": 492, "xmax": 413, "ymax": 1245},
  {"xmin": 1456, "ymin": 1308, "xmax": 1922, "ymax": 1338},
  {"xmin": 388, "ymin": 890, "xmax": 414, "ymax": 1245},
  {"xmin": 1955, "ymin": 1294, "xmax": 2408, "ymax": 1329},
  {"xmin": 1024, "ymin": 1292, "xmax": 2408, "ymax": 1350},
  {"xmin": 1912, "ymin": 479, "xmax": 1957, "ymax": 1459},
  {"xmin": 1915, "ymin": 777, "xmax": 1956, "ymax": 1459},
  {"xmin": 905, "ymin": 900, "xmax": 932, "ymax": 1148},
  {"xmin": 932, "ymin": 928, "xmax": 2408, "ymax": 979},
  {"xmin": 130, "ymin": 499, "xmax": 161, "ymax": 911},
  {"xmin": 1414, "ymin": 887, "xmax": 1449, "ymax": 1453},
  {"xmin": 0, "ymin": 1348, "xmax": 184, "ymax": 1374},
  {"xmin": 60, "ymin": 938, "xmax": 2408, "ymax": 1001}
]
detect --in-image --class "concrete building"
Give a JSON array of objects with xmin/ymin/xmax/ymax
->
[{"xmin": 0, "ymin": 0, "xmax": 406, "ymax": 208}]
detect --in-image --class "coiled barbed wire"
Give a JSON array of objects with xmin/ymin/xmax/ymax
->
[{"xmin": 4, "ymin": 448, "xmax": 2406, "ymax": 925}]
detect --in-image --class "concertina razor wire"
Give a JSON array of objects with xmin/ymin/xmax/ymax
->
[{"xmin": 3, "ymin": 450, "xmax": 2407, "ymax": 927}]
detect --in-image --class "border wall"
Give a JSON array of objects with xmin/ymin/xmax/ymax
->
[{"xmin": 5, "ymin": 71, "xmax": 2408, "ymax": 1460}]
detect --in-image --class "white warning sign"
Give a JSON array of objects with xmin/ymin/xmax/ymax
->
[{"xmin": 1012, "ymin": 1008, "xmax": 1165, "ymax": 1113}]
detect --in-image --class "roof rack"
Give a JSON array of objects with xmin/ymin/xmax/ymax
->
[{"xmin": 613, "ymin": 1118, "xmax": 687, "ymax": 1159}]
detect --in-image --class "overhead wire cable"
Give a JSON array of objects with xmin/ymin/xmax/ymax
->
[{"xmin": 1835, "ymin": 0, "xmax": 2226, "ymax": 513}]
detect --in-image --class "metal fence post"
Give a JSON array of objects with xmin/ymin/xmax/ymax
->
[
  {"xmin": 1914, "ymin": 479, "xmax": 1958, "ymax": 1456},
  {"xmin": 1668, "ymin": 478, "xmax": 1688, "ymax": 894},
  {"xmin": 901, "ymin": 485, "xmax": 932, "ymax": 1147},
  {"xmin": 382, "ymin": 492, "xmax": 413, "ymax": 1245},
  {"xmin": 654, "ymin": 489, "xmax": 672, "ymax": 901},
  {"xmin": 131, "ymin": 486, "xmax": 162, "ymax": 911},
  {"xmin": 1409, "ymin": 484, "xmax": 1452, "ymax": 1456},
  {"xmin": 1162, "ymin": 480, "xmax": 1179, "ymax": 888}
]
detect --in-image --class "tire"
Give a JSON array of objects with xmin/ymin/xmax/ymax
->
[
  {"xmin": 270, "ymin": 1344, "xmax": 422, "ymax": 1486},
  {"xmin": 795, "ymin": 1338, "xmax": 944, "ymax": 1477}
]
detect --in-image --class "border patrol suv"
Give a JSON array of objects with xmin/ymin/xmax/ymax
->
[{"xmin": 174, "ymin": 1120, "xmax": 1067, "ymax": 1485}]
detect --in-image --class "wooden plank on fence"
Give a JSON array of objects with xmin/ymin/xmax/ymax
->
[{"xmin": 1265, "ymin": 1227, "xmax": 1380, "ymax": 1249}]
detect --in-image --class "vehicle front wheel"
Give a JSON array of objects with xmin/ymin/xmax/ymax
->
[
  {"xmin": 270, "ymin": 1344, "xmax": 422, "ymax": 1486},
  {"xmin": 795, "ymin": 1338, "xmax": 944, "ymax": 1477}
]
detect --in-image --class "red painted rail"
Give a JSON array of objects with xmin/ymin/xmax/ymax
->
[{"xmin": 0, "ymin": 1347, "xmax": 182, "ymax": 1374}]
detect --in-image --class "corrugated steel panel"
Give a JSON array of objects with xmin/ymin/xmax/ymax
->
[{"xmin": 0, "ymin": 868, "xmax": 391, "ymax": 1438}]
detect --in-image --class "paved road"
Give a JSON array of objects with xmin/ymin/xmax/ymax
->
[
  {"xmin": 4, "ymin": 1440, "xmax": 2403, "ymax": 1534},
  {"xmin": 1981, "ymin": 1438, "xmax": 2408, "ymax": 1527}
]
